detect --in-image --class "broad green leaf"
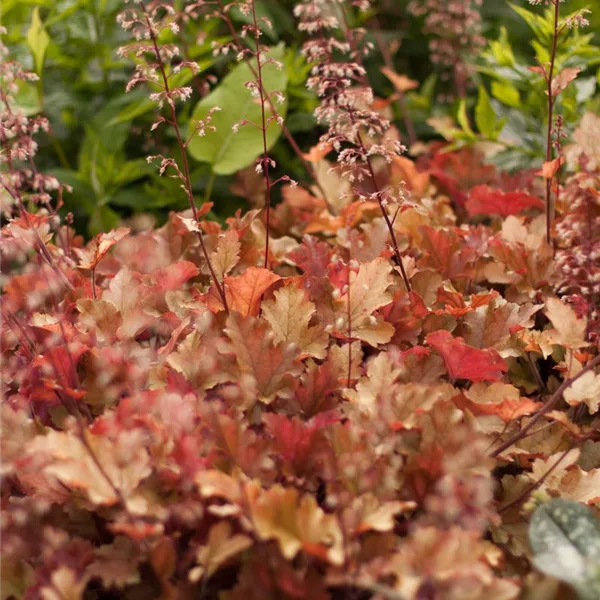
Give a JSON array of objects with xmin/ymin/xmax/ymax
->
[
  {"xmin": 475, "ymin": 86, "xmax": 497, "ymax": 138},
  {"xmin": 26, "ymin": 8, "xmax": 50, "ymax": 75},
  {"xmin": 188, "ymin": 45, "xmax": 288, "ymax": 175},
  {"xmin": 491, "ymin": 81, "xmax": 520, "ymax": 108},
  {"xmin": 529, "ymin": 499, "xmax": 600, "ymax": 600}
]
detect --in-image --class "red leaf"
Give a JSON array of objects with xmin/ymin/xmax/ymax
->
[
  {"xmin": 419, "ymin": 226, "xmax": 477, "ymax": 280},
  {"xmin": 465, "ymin": 185, "xmax": 544, "ymax": 217},
  {"xmin": 426, "ymin": 330, "xmax": 508, "ymax": 382},
  {"xmin": 151, "ymin": 261, "xmax": 199, "ymax": 290}
]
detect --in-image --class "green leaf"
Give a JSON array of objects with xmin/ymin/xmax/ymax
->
[
  {"xmin": 456, "ymin": 99, "xmax": 475, "ymax": 139},
  {"xmin": 529, "ymin": 499, "xmax": 600, "ymax": 600},
  {"xmin": 475, "ymin": 86, "xmax": 497, "ymax": 138},
  {"xmin": 26, "ymin": 7, "xmax": 50, "ymax": 75},
  {"xmin": 188, "ymin": 45, "xmax": 288, "ymax": 175},
  {"xmin": 488, "ymin": 27, "xmax": 515, "ymax": 68},
  {"xmin": 491, "ymin": 81, "xmax": 521, "ymax": 108}
]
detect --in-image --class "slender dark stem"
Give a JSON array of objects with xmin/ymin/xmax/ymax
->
[
  {"xmin": 490, "ymin": 354, "xmax": 600, "ymax": 458},
  {"xmin": 346, "ymin": 254, "xmax": 353, "ymax": 389},
  {"xmin": 249, "ymin": 0, "xmax": 273, "ymax": 270},
  {"xmin": 356, "ymin": 129, "xmax": 411, "ymax": 292},
  {"xmin": 336, "ymin": 7, "xmax": 411, "ymax": 292},
  {"xmin": 544, "ymin": 0, "xmax": 560, "ymax": 247},
  {"xmin": 141, "ymin": 3, "xmax": 228, "ymax": 311},
  {"xmin": 526, "ymin": 351, "xmax": 546, "ymax": 392},
  {"xmin": 498, "ymin": 442, "xmax": 576, "ymax": 514},
  {"xmin": 215, "ymin": 0, "xmax": 326, "ymax": 200}
]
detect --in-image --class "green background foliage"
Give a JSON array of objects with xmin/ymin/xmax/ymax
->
[{"xmin": 3, "ymin": 0, "xmax": 598, "ymax": 234}]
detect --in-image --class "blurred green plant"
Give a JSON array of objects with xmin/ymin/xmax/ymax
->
[{"xmin": 436, "ymin": 2, "xmax": 599, "ymax": 169}]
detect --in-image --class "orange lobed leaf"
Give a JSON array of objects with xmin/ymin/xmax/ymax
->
[
  {"xmin": 380, "ymin": 66, "xmax": 419, "ymax": 93},
  {"xmin": 222, "ymin": 267, "xmax": 281, "ymax": 317}
]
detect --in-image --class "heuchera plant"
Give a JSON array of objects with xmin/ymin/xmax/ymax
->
[{"xmin": 1, "ymin": 2, "xmax": 600, "ymax": 600}]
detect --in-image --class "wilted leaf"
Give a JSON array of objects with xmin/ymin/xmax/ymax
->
[
  {"xmin": 74, "ymin": 227, "xmax": 130, "ymax": 270},
  {"xmin": 536, "ymin": 157, "xmax": 564, "ymax": 180},
  {"xmin": 380, "ymin": 66, "xmax": 419, "ymax": 92},
  {"xmin": 550, "ymin": 67, "xmax": 580, "ymax": 97}
]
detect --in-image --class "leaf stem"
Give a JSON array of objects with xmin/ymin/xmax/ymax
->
[
  {"xmin": 490, "ymin": 354, "xmax": 600, "ymax": 458},
  {"xmin": 141, "ymin": 2, "xmax": 228, "ymax": 311},
  {"xmin": 544, "ymin": 0, "xmax": 560, "ymax": 248},
  {"xmin": 249, "ymin": 0, "xmax": 273, "ymax": 270}
]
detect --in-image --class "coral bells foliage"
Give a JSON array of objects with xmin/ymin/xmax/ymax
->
[
  {"xmin": 4, "ymin": 16, "xmax": 600, "ymax": 600},
  {"xmin": 5, "ymin": 146, "xmax": 600, "ymax": 599}
]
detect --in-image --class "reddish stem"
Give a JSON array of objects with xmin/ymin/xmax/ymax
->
[
  {"xmin": 490, "ymin": 354, "xmax": 600, "ymax": 458},
  {"xmin": 215, "ymin": 0, "xmax": 326, "ymax": 200},
  {"xmin": 544, "ymin": 0, "xmax": 560, "ymax": 247},
  {"xmin": 141, "ymin": 3, "xmax": 228, "ymax": 311},
  {"xmin": 248, "ymin": 0, "xmax": 273, "ymax": 269}
]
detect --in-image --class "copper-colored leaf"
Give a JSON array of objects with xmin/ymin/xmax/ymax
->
[
  {"xmin": 550, "ymin": 67, "xmax": 580, "ymax": 97},
  {"xmin": 75, "ymin": 227, "xmax": 130, "ymax": 270},
  {"xmin": 224, "ymin": 267, "xmax": 281, "ymax": 317},
  {"xmin": 262, "ymin": 285, "xmax": 328, "ymax": 359},
  {"xmin": 250, "ymin": 485, "xmax": 344, "ymax": 565},
  {"xmin": 225, "ymin": 313, "xmax": 301, "ymax": 404}
]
